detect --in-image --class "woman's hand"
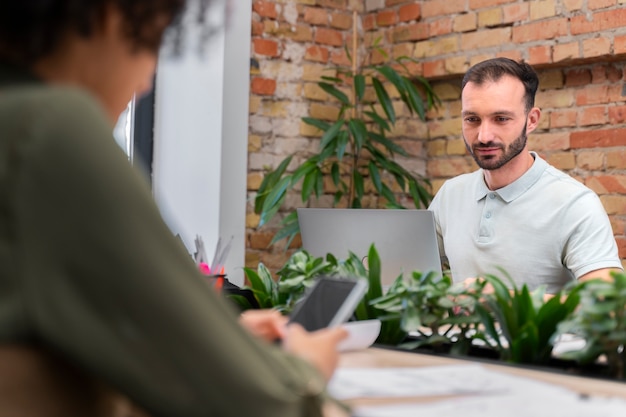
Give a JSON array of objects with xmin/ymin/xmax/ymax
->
[
  {"xmin": 239, "ymin": 309, "xmax": 288, "ymax": 343},
  {"xmin": 282, "ymin": 324, "xmax": 348, "ymax": 381}
]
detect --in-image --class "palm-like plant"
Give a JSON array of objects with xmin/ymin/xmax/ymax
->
[
  {"xmin": 253, "ymin": 52, "xmax": 438, "ymax": 246},
  {"xmin": 476, "ymin": 272, "xmax": 581, "ymax": 365}
]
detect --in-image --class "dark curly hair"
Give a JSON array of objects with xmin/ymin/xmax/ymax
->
[{"xmin": 0, "ymin": 0, "xmax": 223, "ymax": 65}]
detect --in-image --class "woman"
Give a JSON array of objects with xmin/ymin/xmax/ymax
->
[{"xmin": 0, "ymin": 1, "xmax": 346, "ymax": 416}]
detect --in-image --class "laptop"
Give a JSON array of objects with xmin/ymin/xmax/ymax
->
[{"xmin": 297, "ymin": 208, "xmax": 443, "ymax": 286}]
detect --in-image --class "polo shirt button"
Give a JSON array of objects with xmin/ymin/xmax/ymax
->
[
  {"xmin": 489, "ymin": 193, "xmax": 496, "ymax": 199},
  {"xmin": 486, "ymin": 212, "xmax": 492, "ymax": 218}
]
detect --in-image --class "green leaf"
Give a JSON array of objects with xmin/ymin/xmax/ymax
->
[
  {"xmin": 336, "ymin": 130, "xmax": 349, "ymax": 160},
  {"xmin": 354, "ymin": 74, "xmax": 365, "ymax": 101},
  {"xmin": 319, "ymin": 82, "xmax": 351, "ymax": 105},
  {"xmin": 364, "ymin": 110, "xmax": 391, "ymax": 132},
  {"xmin": 254, "ymin": 156, "xmax": 293, "ymax": 214},
  {"xmin": 320, "ymin": 119, "xmax": 344, "ymax": 149},
  {"xmin": 270, "ymin": 213, "xmax": 300, "ymax": 246},
  {"xmin": 367, "ymin": 132, "xmax": 408, "ymax": 156},
  {"xmin": 367, "ymin": 244, "xmax": 384, "ymax": 301},
  {"xmin": 368, "ymin": 162, "xmax": 382, "ymax": 192},
  {"xmin": 375, "ymin": 66, "xmax": 409, "ymax": 104},
  {"xmin": 404, "ymin": 78, "xmax": 426, "ymax": 120},
  {"xmin": 315, "ymin": 168, "xmax": 324, "ymax": 197},
  {"xmin": 331, "ymin": 162, "xmax": 341, "ymax": 186},
  {"xmin": 348, "ymin": 119, "xmax": 367, "ymax": 151},
  {"xmin": 301, "ymin": 168, "xmax": 318, "ymax": 202},
  {"xmin": 372, "ymin": 77, "xmax": 395, "ymax": 124},
  {"xmin": 259, "ymin": 176, "xmax": 291, "ymax": 226},
  {"xmin": 353, "ymin": 170, "xmax": 364, "ymax": 199},
  {"xmin": 302, "ymin": 117, "xmax": 331, "ymax": 132}
]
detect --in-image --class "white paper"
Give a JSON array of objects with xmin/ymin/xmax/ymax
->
[
  {"xmin": 354, "ymin": 392, "xmax": 626, "ymax": 417},
  {"xmin": 328, "ymin": 364, "xmax": 571, "ymax": 400}
]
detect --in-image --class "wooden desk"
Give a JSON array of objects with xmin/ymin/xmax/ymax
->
[{"xmin": 325, "ymin": 347, "xmax": 626, "ymax": 416}]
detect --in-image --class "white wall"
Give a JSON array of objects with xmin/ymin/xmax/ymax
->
[{"xmin": 152, "ymin": 1, "xmax": 251, "ymax": 285}]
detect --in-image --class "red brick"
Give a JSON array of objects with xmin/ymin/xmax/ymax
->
[
  {"xmin": 588, "ymin": 176, "xmax": 626, "ymax": 194},
  {"xmin": 609, "ymin": 105, "xmax": 626, "ymax": 124},
  {"xmin": 528, "ymin": 45, "xmax": 551, "ymax": 66},
  {"xmin": 589, "ymin": 0, "xmax": 620, "ymax": 11},
  {"xmin": 564, "ymin": 69, "xmax": 592, "ymax": 87},
  {"xmin": 331, "ymin": 49, "xmax": 352, "ymax": 66},
  {"xmin": 576, "ymin": 85, "xmax": 610, "ymax": 105},
  {"xmin": 512, "ymin": 18, "xmax": 568, "ymax": 43},
  {"xmin": 317, "ymin": 0, "xmax": 348, "ymax": 9},
  {"xmin": 305, "ymin": 45, "xmax": 330, "ymax": 63},
  {"xmin": 398, "ymin": 4, "xmax": 421, "ymax": 22},
  {"xmin": 253, "ymin": 0, "xmax": 277, "ymax": 18},
  {"xmin": 253, "ymin": 38, "xmax": 279, "ymax": 56},
  {"xmin": 423, "ymin": 59, "xmax": 446, "ymax": 78},
  {"xmin": 369, "ymin": 47, "xmax": 389, "ymax": 65},
  {"xmin": 363, "ymin": 13, "xmax": 377, "ymax": 31},
  {"xmin": 571, "ymin": 128, "xmax": 626, "ymax": 148},
  {"xmin": 571, "ymin": 9, "xmax": 626, "ymax": 34},
  {"xmin": 284, "ymin": 24, "xmax": 314, "ymax": 42},
  {"xmin": 251, "ymin": 21, "xmax": 264, "ymax": 36},
  {"xmin": 314, "ymin": 27, "xmax": 344, "ymax": 46},
  {"xmin": 377, "ymin": 10, "xmax": 398, "ymax": 26},
  {"xmin": 303, "ymin": 7, "xmax": 328, "ymax": 25},
  {"xmin": 502, "ymin": 3, "xmax": 529, "ymax": 23},
  {"xmin": 579, "ymin": 106, "xmax": 607, "ymax": 126},
  {"xmin": 615, "ymin": 35, "xmax": 626, "ymax": 55},
  {"xmin": 331, "ymin": 12, "xmax": 353, "ymax": 30},
  {"xmin": 251, "ymin": 78, "xmax": 276, "ymax": 95},
  {"xmin": 422, "ymin": 0, "xmax": 466, "ymax": 18},
  {"xmin": 391, "ymin": 23, "xmax": 429, "ymax": 43},
  {"xmin": 469, "ymin": 0, "xmax": 517, "ymax": 8},
  {"xmin": 616, "ymin": 236, "xmax": 626, "ymax": 259},
  {"xmin": 430, "ymin": 18, "xmax": 453, "ymax": 36},
  {"xmin": 550, "ymin": 109, "xmax": 578, "ymax": 128},
  {"xmin": 386, "ymin": 0, "xmax": 413, "ymax": 5}
]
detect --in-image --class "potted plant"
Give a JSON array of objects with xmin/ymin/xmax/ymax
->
[
  {"xmin": 474, "ymin": 273, "xmax": 581, "ymax": 366},
  {"xmin": 557, "ymin": 273, "xmax": 626, "ymax": 379},
  {"xmin": 253, "ymin": 50, "xmax": 439, "ymax": 246}
]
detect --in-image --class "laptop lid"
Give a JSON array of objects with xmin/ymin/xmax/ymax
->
[{"xmin": 297, "ymin": 208, "xmax": 443, "ymax": 286}]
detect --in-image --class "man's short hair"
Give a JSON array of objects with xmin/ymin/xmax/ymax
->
[{"xmin": 461, "ymin": 58, "xmax": 539, "ymax": 112}]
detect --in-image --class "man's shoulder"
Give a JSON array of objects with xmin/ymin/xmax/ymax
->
[{"xmin": 541, "ymin": 163, "xmax": 592, "ymax": 192}]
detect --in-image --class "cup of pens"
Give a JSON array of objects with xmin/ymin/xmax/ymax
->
[
  {"xmin": 195, "ymin": 235, "xmax": 233, "ymax": 292},
  {"xmin": 199, "ymin": 262, "xmax": 226, "ymax": 291}
]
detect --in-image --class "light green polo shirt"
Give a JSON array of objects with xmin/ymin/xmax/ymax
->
[{"xmin": 429, "ymin": 152, "xmax": 622, "ymax": 293}]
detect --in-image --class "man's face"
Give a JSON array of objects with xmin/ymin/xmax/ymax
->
[{"xmin": 461, "ymin": 75, "xmax": 535, "ymax": 170}]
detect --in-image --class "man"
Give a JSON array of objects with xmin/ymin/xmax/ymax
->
[{"xmin": 428, "ymin": 58, "xmax": 622, "ymax": 294}]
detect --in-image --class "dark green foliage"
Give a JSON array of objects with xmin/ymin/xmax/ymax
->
[
  {"xmin": 254, "ymin": 57, "xmax": 439, "ymax": 245},
  {"xmin": 557, "ymin": 273, "xmax": 626, "ymax": 379},
  {"xmin": 368, "ymin": 270, "xmax": 485, "ymax": 353},
  {"xmin": 476, "ymin": 272, "xmax": 580, "ymax": 365}
]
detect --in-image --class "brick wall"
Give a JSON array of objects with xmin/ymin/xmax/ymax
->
[{"xmin": 248, "ymin": 0, "xmax": 626, "ymax": 272}]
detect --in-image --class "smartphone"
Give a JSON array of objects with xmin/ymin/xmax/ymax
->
[{"xmin": 288, "ymin": 276, "xmax": 368, "ymax": 332}]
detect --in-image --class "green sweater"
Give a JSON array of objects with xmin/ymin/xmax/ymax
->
[{"xmin": 0, "ymin": 63, "xmax": 326, "ymax": 417}]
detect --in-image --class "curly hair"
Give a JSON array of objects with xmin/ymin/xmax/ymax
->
[{"xmin": 0, "ymin": 0, "xmax": 222, "ymax": 65}]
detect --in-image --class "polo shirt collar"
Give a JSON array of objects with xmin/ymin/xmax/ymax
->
[{"xmin": 474, "ymin": 151, "xmax": 547, "ymax": 202}]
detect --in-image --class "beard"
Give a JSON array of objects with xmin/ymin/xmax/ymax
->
[{"xmin": 465, "ymin": 124, "xmax": 527, "ymax": 170}]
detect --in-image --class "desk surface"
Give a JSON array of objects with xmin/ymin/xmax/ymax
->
[{"xmin": 325, "ymin": 347, "xmax": 626, "ymax": 416}]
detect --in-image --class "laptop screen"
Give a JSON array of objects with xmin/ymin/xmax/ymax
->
[{"xmin": 297, "ymin": 208, "xmax": 443, "ymax": 286}]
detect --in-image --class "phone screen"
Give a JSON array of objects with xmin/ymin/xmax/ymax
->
[{"xmin": 289, "ymin": 278, "xmax": 361, "ymax": 332}]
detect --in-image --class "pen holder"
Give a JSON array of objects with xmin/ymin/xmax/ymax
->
[{"xmin": 205, "ymin": 274, "xmax": 227, "ymax": 291}]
